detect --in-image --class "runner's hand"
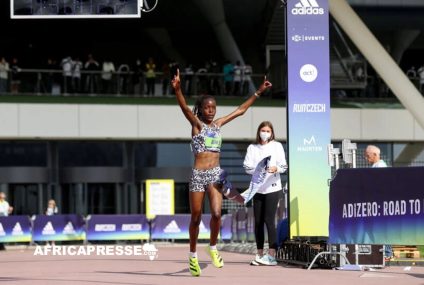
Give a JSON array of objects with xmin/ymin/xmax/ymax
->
[
  {"xmin": 256, "ymin": 76, "xmax": 272, "ymax": 96},
  {"xmin": 171, "ymin": 69, "xmax": 181, "ymax": 90}
]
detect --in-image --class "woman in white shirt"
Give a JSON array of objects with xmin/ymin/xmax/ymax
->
[
  {"xmin": 0, "ymin": 192, "xmax": 12, "ymax": 217},
  {"xmin": 45, "ymin": 199, "xmax": 58, "ymax": 216},
  {"xmin": 101, "ymin": 60, "xmax": 115, "ymax": 94},
  {"xmin": 243, "ymin": 121, "xmax": 287, "ymax": 266}
]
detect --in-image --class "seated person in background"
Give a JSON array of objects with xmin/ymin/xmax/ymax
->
[
  {"xmin": 364, "ymin": 145, "xmax": 392, "ymax": 258},
  {"xmin": 364, "ymin": 145, "xmax": 387, "ymax": 168}
]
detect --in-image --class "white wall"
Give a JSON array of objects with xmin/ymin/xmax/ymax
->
[{"xmin": 0, "ymin": 103, "xmax": 423, "ymax": 142}]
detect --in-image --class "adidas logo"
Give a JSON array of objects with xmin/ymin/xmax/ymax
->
[
  {"xmin": 292, "ymin": 0, "xmax": 324, "ymax": 15},
  {"xmin": 163, "ymin": 220, "xmax": 181, "ymax": 233},
  {"xmin": 199, "ymin": 220, "xmax": 208, "ymax": 233},
  {"xmin": 62, "ymin": 222, "xmax": 76, "ymax": 235},
  {"xmin": 0, "ymin": 223, "xmax": 5, "ymax": 236},
  {"xmin": 42, "ymin": 221, "xmax": 56, "ymax": 235},
  {"xmin": 12, "ymin": 222, "xmax": 23, "ymax": 236}
]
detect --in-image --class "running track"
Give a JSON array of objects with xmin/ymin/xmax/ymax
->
[{"xmin": 1, "ymin": 244, "xmax": 423, "ymax": 285}]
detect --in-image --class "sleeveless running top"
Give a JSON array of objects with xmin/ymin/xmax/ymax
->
[{"xmin": 191, "ymin": 123, "xmax": 222, "ymax": 154}]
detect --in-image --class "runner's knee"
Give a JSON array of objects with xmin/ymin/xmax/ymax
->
[
  {"xmin": 210, "ymin": 211, "xmax": 221, "ymax": 221},
  {"xmin": 190, "ymin": 214, "xmax": 202, "ymax": 227}
]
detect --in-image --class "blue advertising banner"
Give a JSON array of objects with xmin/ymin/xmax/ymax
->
[
  {"xmin": 0, "ymin": 216, "xmax": 32, "ymax": 242},
  {"xmin": 329, "ymin": 167, "xmax": 424, "ymax": 245},
  {"xmin": 151, "ymin": 214, "xmax": 212, "ymax": 239},
  {"xmin": 86, "ymin": 215, "xmax": 149, "ymax": 241},
  {"xmin": 32, "ymin": 214, "xmax": 85, "ymax": 242},
  {"xmin": 247, "ymin": 208, "xmax": 255, "ymax": 242},
  {"xmin": 220, "ymin": 214, "xmax": 232, "ymax": 241},
  {"xmin": 231, "ymin": 212, "xmax": 238, "ymax": 241},
  {"xmin": 235, "ymin": 209, "xmax": 247, "ymax": 242},
  {"xmin": 287, "ymin": 0, "xmax": 331, "ymax": 237}
]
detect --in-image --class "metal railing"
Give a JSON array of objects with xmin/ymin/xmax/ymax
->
[
  {"xmin": 0, "ymin": 69, "xmax": 266, "ymax": 98},
  {"xmin": 2, "ymin": 68, "xmax": 419, "ymax": 99}
]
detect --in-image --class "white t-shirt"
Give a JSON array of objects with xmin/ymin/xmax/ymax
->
[
  {"xmin": 72, "ymin": 60, "xmax": 83, "ymax": 78},
  {"xmin": 418, "ymin": 66, "xmax": 424, "ymax": 84},
  {"xmin": 46, "ymin": 207, "xmax": 58, "ymax": 216},
  {"xmin": 102, "ymin": 62, "xmax": 116, "ymax": 80},
  {"xmin": 243, "ymin": 140, "xmax": 287, "ymax": 194},
  {"xmin": 233, "ymin": 65, "xmax": 242, "ymax": 82},
  {"xmin": 0, "ymin": 200, "xmax": 10, "ymax": 216},
  {"xmin": 61, "ymin": 57, "xmax": 73, "ymax": 77},
  {"xmin": 0, "ymin": 62, "xmax": 10, "ymax": 79},
  {"xmin": 372, "ymin": 160, "xmax": 387, "ymax": 168},
  {"xmin": 242, "ymin": 65, "xmax": 252, "ymax": 81}
]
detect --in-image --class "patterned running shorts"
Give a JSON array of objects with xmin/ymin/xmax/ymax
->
[{"xmin": 189, "ymin": 166, "xmax": 221, "ymax": 192}]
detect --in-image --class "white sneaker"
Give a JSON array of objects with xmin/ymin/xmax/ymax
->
[
  {"xmin": 257, "ymin": 254, "xmax": 277, "ymax": 266},
  {"xmin": 250, "ymin": 260, "xmax": 260, "ymax": 266},
  {"xmin": 250, "ymin": 254, "xmax": 262, "ymax": 266}
]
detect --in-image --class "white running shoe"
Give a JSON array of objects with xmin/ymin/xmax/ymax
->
[
  {"xmin": 257, "ymin": 254, "xmax": 277, "ymax": 266},
  {"xmin": 250, "ymin": 254, "xmax": 262, "ymax": 266},
  {"xmin": 250, "ymin": 260, "xmax": 260, "ymax": 266}
]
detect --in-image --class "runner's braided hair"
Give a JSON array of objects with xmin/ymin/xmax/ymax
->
[{"xmin": 192, "ymin": 95, "xmax": 215, "ymax": 120}]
